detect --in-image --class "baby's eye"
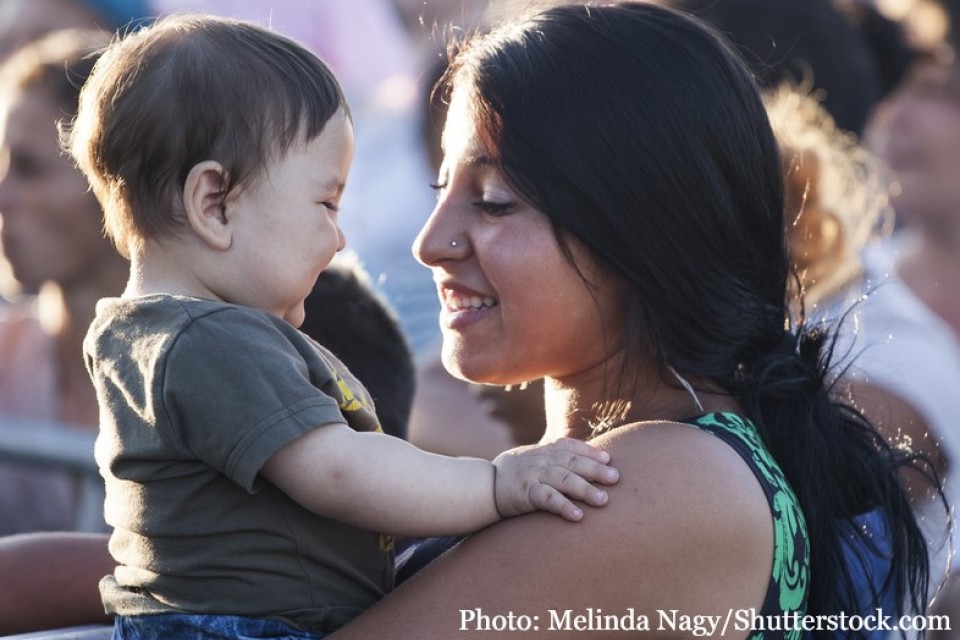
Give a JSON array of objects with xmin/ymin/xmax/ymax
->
[
  {"xmin": 320, "ymin": 201, "xmax": 339, "ymax": 212},
  {"xmin": 429, "ymin": 181, "xmax": 448, "ymax": 200}
]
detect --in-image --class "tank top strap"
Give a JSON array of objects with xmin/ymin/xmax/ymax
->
[{"xmin": 683, "ymin": 412, "xmax": 810, "ymax": 639}]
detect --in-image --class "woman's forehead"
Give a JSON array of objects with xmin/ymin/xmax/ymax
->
[{"xmin": 441, "ymin": 88, "xmax": 502, "ymax": 166}]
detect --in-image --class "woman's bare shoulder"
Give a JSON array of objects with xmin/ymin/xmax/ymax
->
[
  {"xmin": 333, "ymin": 419, "xmax": 776, "ymax": 640},
  {"xmin": 590, "ymin": 419, "xmax": 775, "ymax": 573},
  {"xmin": 590, "ymin": 418, "xmax": 773, "ymax": 515}
]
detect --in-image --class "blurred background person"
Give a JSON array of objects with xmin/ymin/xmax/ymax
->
[
  {"xmin": 0, "ymin": 0, "xmax": 152, "ymax": 61},
  {"xmin": 765, "ymin": 84, "xmax": 896, "ymax": 319},
  {"xmin": 0, "ymin": 0, "xmax": 153, "ymax": 298},
  {"xmin": 867, "ymin": 1, "xmax": 960, "ymax": 343},
  {"xmin": 864, "ymin": 0, "xmax": 960, "ymax": 575},
  {"xmin": 659, "ymin": 0, "xmax": 911, "ymax": 136},
  {"xmin": 0, "ymin": 28, "xmax": 127, "ymax": 534},
  {"xmin": 767, "ymin": 83, "xmax": 960, "ymax": 603}
]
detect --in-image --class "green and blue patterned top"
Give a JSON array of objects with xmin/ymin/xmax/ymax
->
[{"xmin": 686, "ymin": 412, "xmax": 810, "ymax": 640}]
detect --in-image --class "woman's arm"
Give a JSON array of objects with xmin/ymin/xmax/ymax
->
[
  {"xmin": 331, "ymin": 423, "xmax": 774, "ymax": 639},
  {"xmin": 0, "ymin": 532, "xmax": 113, "ymax": 634},
  {"xmin": 261, "ymin": 423, "xmax": 618, "ymax": 537}
]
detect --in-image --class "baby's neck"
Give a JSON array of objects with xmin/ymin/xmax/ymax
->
[{"xmin": 125, "ymin": 244, "xmax": 220, "ymax": 301}]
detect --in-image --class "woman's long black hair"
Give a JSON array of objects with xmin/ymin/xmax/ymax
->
[{"xmin": 444, "ymin": 2, "xmax": 936, "ymax": 634}]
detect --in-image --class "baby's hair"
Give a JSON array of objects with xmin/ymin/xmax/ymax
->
[{"xmin": 65, "ymin": 13, "xmax": 348, "ymax": 258}]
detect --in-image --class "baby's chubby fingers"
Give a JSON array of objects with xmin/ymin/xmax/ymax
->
[
  {"xmin": 545, "ymin": 437, "xmax": 613, "ymax": 465},
  {"xmin": 491, "ymin": 442, "xmax": 619, "ymax": 519},
  {"xmin": 535, "ymin": 467, "xmax": 610, "ymax": 509},
  {"xmin": 527, "ymin": 484, "xmax": 587, "ymax": 522},
  {"xmin": 552, "ymin": 452, "xmax": 620, "ymax": 487},
  {"xmin": 534, "ymin": 439, "xmax": 619, "ymax": 487}
]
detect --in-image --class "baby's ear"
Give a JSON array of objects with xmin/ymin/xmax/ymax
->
[{"xmin": 183, "ymin": 161, "xmax": 232, "ymax": 250}]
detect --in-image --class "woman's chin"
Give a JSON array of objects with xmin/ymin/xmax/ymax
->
[{"xmin": 440, "ymin": 342, "xmax": 499, "ymax": 385}]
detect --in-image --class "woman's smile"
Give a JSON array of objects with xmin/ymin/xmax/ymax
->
[{"xmin": 437, "ymin": 283, "xmax": 499, "ymax": 332}]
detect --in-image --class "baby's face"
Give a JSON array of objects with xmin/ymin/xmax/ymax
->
[{"xmin": 224, "ymin": 109, "xmax": 354, "ymax": 327}]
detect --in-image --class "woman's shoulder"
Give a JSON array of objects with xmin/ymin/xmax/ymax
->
[
  {"xmin": 593, "ymin": 413, "xmax": 777, "ymax": 496},
  {"xmin": 591, "ymin": 416, "xmax": 775, "ymax": 538},
  {"xmin": 492, "ymin": 417, "xmax": 775, "ymax": 608}
]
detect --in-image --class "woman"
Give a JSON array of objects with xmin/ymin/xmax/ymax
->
[{"xmin": 335, "ymin": 3, "xmax": 932, "ymax": 638}]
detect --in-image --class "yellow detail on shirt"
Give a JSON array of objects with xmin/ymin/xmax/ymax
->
[{"xmin": 334, "ymin": 370, "xmax": 369, "ymax": 413}]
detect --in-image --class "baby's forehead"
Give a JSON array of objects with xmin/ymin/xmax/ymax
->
[
  {"xmin": 254, "ymin": 107, "xmax": 345, "ymax": 151},
  {"xmin": 243, "ymin": 111, "xmax": 351, "ymax": 179}
]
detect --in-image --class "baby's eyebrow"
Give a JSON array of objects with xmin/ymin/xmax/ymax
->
[{"xmin": 316, "ymin": 178, "xmax": 346, "ymax": 196}]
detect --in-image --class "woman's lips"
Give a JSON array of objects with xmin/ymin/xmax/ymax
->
[
  {"xmin": 438, "ymin": 285, "xmax": 499, "ymax": 330},
  {"xmin": 443, "ymin": 291, "xmax": 498, "ymax": 311}
]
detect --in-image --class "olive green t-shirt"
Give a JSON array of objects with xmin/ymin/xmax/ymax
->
[{"xmin": 84, "ymin": 295, "xmax": 394, "ymax": 632}]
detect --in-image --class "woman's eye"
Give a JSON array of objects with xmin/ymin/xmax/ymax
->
[
  {"xmin": 320, "ymin": 201, "xmax": 339, "ymax": 212},
  {"xmin": 472, "ymin": 200, "xmax": 513, "ymax": 216}
]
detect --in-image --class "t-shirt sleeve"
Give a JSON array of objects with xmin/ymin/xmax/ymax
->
[{"xmin": 161, "ymin": 307, "xmax": 347, "ymax": 492}]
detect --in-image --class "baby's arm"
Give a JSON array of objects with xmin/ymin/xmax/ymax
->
[{"xmin": 260, "ymin": 424, "xmax": 618, "ymax": 537}]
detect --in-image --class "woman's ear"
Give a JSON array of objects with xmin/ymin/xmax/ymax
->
[{"xmin": 183, "ymin": 161, "xmax": 232, "ymax": 251}]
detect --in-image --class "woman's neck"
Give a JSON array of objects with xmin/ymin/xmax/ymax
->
[{"xmin": 541, "ymin": 366, "xmax": 740, "ymax": 442}]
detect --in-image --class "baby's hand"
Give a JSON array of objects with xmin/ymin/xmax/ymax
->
[{"xmin": 492, "ymin": 438, "xmax": 619, "ymax": 521}]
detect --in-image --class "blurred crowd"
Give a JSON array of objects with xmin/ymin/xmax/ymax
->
[{"xmin": 1, "ymin": 0, "xmax": 960, "ymax": 635}]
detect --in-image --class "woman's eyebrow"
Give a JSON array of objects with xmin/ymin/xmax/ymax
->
[{"xmin": 465, "ymin": 154, "xmax": 490, "ymax": 166}]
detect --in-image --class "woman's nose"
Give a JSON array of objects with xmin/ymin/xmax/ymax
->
[
  {"xmin": 413, "ymin": 202, "xmax": 472, "ymax": 268},
  {"xmin": 413, "ymin": 201, "xmax": 459, "ymax": 267}
]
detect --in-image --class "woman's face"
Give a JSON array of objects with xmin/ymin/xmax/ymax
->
[
  {"xmin": 867, "ymin": 60, "xmax": 960, "ymax": 227},
  {"xmin": 0, "ymin": 87, "xmax": 114, "ymax": 290},
  {"xmin": 413, "ymin": 89, "xmax": 626, "ymax": 386}
]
